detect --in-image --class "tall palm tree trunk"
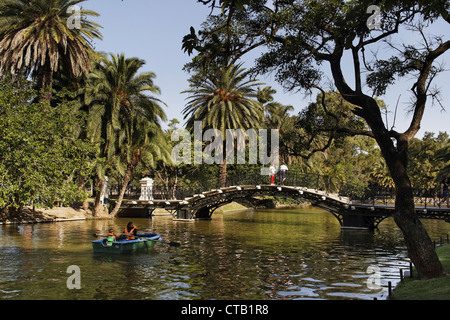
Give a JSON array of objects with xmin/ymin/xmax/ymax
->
[
  {"xmin": 37, "ymin": 56, "xmax": 53, "ymax": 103},
  {"xmin": 93, "ymin": 177, "xmax": 107, "ymax": 217},
  {"xmin": 170, "ymin": 174, "xmax": 178, "ymax": 200},
  {"xmin": 219, "ymin": 158, "xmax": 227, "ymax": 188},
  {"xmin": 110, "ymin": 152, "xmax": 140, "ymax": 217},
  {"xmin": 110, "ymin": 165, "xmax": 133, "ymax": 217}
]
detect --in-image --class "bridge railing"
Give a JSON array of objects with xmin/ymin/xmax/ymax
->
[
  {"xmin": 151, "ymin": 167, "xmax": 446, "ymax": 208},
  {"xmin": 152, "ymin": 168, "xmax": 349, "ymax": 200},
  {"xmin": 344, "ymin": 185, "xmax": 445, "ymax": 208}
]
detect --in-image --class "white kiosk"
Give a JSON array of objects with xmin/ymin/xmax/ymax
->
[{"xmin": 139, "ymin": 177, "xmax": 154, "ymax": 201}]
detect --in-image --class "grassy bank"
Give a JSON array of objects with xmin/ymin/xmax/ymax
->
[
  {"xmin": 212, "ymin": 202, "xmax": 248, "ymax": 213},
  {"xmin": 391, "ymin": 244, "xmax": 450, "ymax": 300}
]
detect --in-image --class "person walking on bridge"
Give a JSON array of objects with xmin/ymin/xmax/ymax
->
[{"xmin": 279, "ymin": 164, "xmax": 288, "ymax": 184}]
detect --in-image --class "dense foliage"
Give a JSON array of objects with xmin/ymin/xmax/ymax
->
[
  {"xmin": 0, "ymin": 0, "xmax": 102, "ymax": 102},
  {"xmin": 0, "ymin": 82, "xmax": 95, "ymax": 213}
]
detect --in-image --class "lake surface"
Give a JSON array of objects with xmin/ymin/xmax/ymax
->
[{"xmin": 0, "ymin": 207, "xmax": 449, "ymax": 300}]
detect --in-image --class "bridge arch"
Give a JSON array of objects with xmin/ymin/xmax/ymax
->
[
  {"xmin": 121, "ymin": 169, "xmax": 450, "ymax": 229},
  {"xmin": 177, "ymin": 185, "xmax": 387, "ymax": 229}
]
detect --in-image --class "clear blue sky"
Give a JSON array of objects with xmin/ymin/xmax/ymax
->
[{"xmin": 85, "ymin": 0, "xmax": 448, "ymax": 138}]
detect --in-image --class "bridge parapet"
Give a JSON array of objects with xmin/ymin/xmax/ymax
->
[
  {"xmin": 122, "ymin": 182, "xmax": 450, "ymax": 229},
  {"xmin": 121, "ymin": 168, "xmax": 449, "ymax": 228},
  {"xmin": 154, "ymin": 168, "xmax": 348, "ymax": 201},
  {"xmin": 151, "ymin": 168, "xmax": 445, "ymax": 211}
]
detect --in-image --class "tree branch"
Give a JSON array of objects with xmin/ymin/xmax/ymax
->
[{"xmin": 403, "ymin": 39, "xmax": 450, "ymax": 140}]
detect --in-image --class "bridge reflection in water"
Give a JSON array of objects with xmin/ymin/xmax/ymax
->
[{"xmin": 121, "ymin": 168, "xmax": 450, "ymax": 229}]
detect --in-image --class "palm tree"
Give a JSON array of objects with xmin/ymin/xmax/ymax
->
[
  {"xmin": 0, "ymin": 0, "xmax": 102, "ymax": 102},
  {"xmin": 370, "ymin": 158, "xmax": 395, "ymax": 188},
  {"xmin": 83, "ymin": 53, "xmax": 167, "ymax": 216},
  {"xmin": 182, "ymin": 64, "xmax": 264, "ymax": 187},
  {"xmin": 109, "ymin": 115, "xmax": 171, "ymax": 217},
  {"xmin": 258, "ymin": 86, "xmax": 295, "ymax": 164}
]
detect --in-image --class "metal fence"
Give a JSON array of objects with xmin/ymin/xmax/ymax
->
[{"xmin": 147, "ymin": 167, "xmax": 446, "ymax": 207}]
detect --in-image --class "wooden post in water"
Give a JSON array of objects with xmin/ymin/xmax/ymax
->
[{"xmin": 388, "ymin": 281, "xmax": 392, "ymax": 298}]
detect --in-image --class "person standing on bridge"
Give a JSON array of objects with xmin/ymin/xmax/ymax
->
[
  {"xmin": 279, "ymin": 164, "xmax": 288, "ymax": 185},
  {"xmin": 270, "ymin": 163, "xmax": 276, "ymax": 185}
]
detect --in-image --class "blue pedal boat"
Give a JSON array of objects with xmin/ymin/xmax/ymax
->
[{"xmin": 92, "ymin": 233, "xmax": 161, "ymax": 253}]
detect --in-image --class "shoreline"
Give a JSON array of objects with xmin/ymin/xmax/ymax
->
[
  {"xmin": 390, "ymin": 243, "xmax": 450, "ymax": 300},
  {"xmin": 0, "ymin": 206, "xmax": 90, "ymax": 225},
  {"xmin": 0, "ymin": 201, "xmax": 313, "ymax": 225}
]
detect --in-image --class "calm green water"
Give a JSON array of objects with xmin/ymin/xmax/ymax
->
[{"xmin": 0, "ymin": 207, "xmax": 449, "ymax": 300}]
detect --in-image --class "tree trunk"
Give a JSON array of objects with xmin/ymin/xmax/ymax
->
[
  {"xmin": 110, "ymin": 166, "xmax": 133, "ymax": 217},
  {"xmin": 328, "ymin": 51, "xmax": 445, "ymax": 279},
  {"xmin": 110, "ymin": 151, "xmax": 140, "ymax": 217},
  {"xmin": 93, "ymin": 177, "xmax": 107, "ymax": 217},
  {"xmin": 379, "ymin": 137, "xmax": 445, "ymax": 279},
  {"xmin": 37, "ymin": 57, "xmax": 53, "ymax": 103},
  {"xmin": 171, "ymin": 173, "xmax": 178, "ymax": 200},
  {"xmin": 394, "ymin": 181, "xmax": 444, "ymax": 279},
  {"xmin": 82, "ymin": 197, "xmax": 90, "ymax": 212},
  {"xmin": 219, "ymin": 157, "xmax": 227, "ymax": 188}
]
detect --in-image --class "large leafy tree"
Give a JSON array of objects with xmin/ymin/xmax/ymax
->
[
  {"xmin": 435, "ymin": 142, "xmax": 450, "ymax": 184},
  {"xmin": 182, "ymin": 64, "xmax": 264, "ymax": 187},
  {"xmin": 257, "ymin": 86, "xmax": 296, "ymax": 164},
  {"xmin": 0, "ymin": 0, "xmax": 102, "ymax": 101},
  {"xmin": 294, "ymin": 91, "xmax": 381, "ymax": 185},
  {"xmin": 408, "ymin": 132, "xmax": 449, "ymax": 188},
  {"xmin": 187, "ymin": 0, "xmax": 450, "ymax": 278},
  {"xmin": 0, "ymin": 81, "xmax": 96, "ymax": 215},
  {"xmin": 82, "ymin": 53, "xmax": 167, "ymax": 216},
  {"xmin": 255, "ymin": 0, "xmax": 449, "ymax": 279}
]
